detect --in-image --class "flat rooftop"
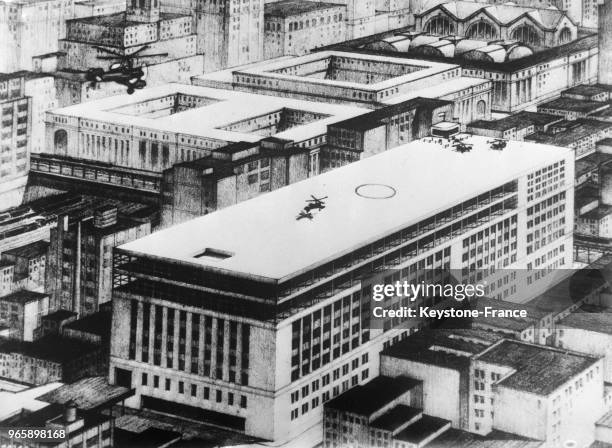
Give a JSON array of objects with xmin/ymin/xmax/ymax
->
[
  {"xmin": 68, "ymin": 11, "xmax": 186, "ymax": 27},
  {"xmin": 49, "ymin": 84, "xmax": 366, "ymax": 145},
  {"xmin": 319, "ymin": 32, "xmax": 597, "ymax": 74},
  {"xmin": 265, "ymin": 0, "xmax": 343, "ymax": 17},
  {"xmin": 195, "ymin": 51, "xmax": 461, "ymax": 96},
  {"xmin": 0, "ymin": 290, "xmax": 48, "ymax": 305},
  {"xmin": 371, "ymin": 405, "xmax": 422, "ymax": 432},
  {"xmin": 3, "ymin": 240, "xmax": 49, "ymax": 259},
  {"xmin": 557, "ymin": 305, "xmax": 612, "ymax": 335},
  {"xmin": 119, "ymin": 135, "xmax": 572, "ymax": 281},
  {"xmin": 330, "ymin": 97, "xmax": 452, "ymax": 131},
  {"xmin": 426, "ymin": 428, "xmax": 543, "ymax": 448},
  {"xmin": 326, "ymin": 376, "xmax": 421, "ymax": 416},
  {"xmin": 562, "ymin": 84, "xmax": 612, "ymax": 97},
  {"xmin": 381, "ymin": 76, "xmax": 489, "ymax": 105},
  {"xmin": 525, "ymin": 119, "xmax": 612, "ymax": 147},
  {"xmin": 538, "ymin": 97, "xmax": 610, "ymax": 114},
  {"xmin": 63, "ymin": 311, "xmax": 111, "ymax": 339},
  {"xmin": 41, "ymin": 309, "xmax": 78, "ymax": 322},
  {"xmin": 468, "ymin": 111, "xmax": 561, "ymax": 131},
  {"xmin": 37, "ymin": 376, "xmax": 134, "ymax": 411},
  {"xmin": 471, "ymin": 297, "xmax": 550, "ymax": 332},
  {"xmin": 476, "ymin": 340, "xmax": 599, "ymax": 396},
  {"xmin": 0, "ymin": 335, "xmax": 99, "ymax": 363},
  {"xmin": 394, "ymin": 415, "xmax": 450, "ymax": 444},
  {"xmin": 581, "ymin": 204, "xmax": 612, "ymax": 220},
  {"xmin": 382, "ymin": 328, "xmax": 504, "ymax": 371},
  {"xmin": 525, "ymin": 257, "xmax": 611, "ymax": 314}
]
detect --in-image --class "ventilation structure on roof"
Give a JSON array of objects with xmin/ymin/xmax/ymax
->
[{"xmin": 193, "ymin": 248, "xmax": 234, "ymax": 261}]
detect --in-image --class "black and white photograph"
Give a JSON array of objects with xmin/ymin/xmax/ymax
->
[{"xmin": 0, "ymin": 0, "xmax": 611, "ymax": 446}]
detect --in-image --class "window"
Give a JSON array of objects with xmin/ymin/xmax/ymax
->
[
  {"xmin": 216, "ymin": 390, "xmax": 222, "ymax": 402},
  {"xmin": 142, "ymin": 373, "xmax": 148, "ymax": 386},
  {"xmin": 558, "ymin": 27, "xmax": 572, "ymax": 44},
  {"xmin": 466, "ymin": 20, "xmax": 496, "ymax": 39},
  {"xmin": 240, "ymin": 395, "xmax": 247, "ymax": 408},
  {"xmin": 424, "ymin": 15, "xmax": 454, "ymax": 34},
  {"xmin": 511, "ymin": 24, "xmax": 541, "ymax": 46}
]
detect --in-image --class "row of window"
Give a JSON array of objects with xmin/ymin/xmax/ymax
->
[{"xmin": 141, "ymin": 372, "xmax": 248, "ymax": 408}]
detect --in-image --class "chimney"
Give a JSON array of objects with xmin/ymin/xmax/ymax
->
[
  {"xmin": 64, "ymin": 400, "xmax": 77, "ymax": 423},
  {"xmin": 93, "ymin": 205, "xmax": 118, "ymax": 229}
]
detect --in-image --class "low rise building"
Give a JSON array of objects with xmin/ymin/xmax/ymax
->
[
  {"xmin": 320, "ymin": 31, "xmax": 599, "ymax": 113},
  {"xmin": 381, "ymin": 332, "xmax": 604, "ymax": 447},
  {"xmin": 415, "ymin": 1, "xmax": 578, "ymax": 48},
  {"xmin": 525, "ymin": 119, "xmax": 612, "ymax": 160},
  {"xmin": 0, "ymin": 402, "xmax": 114, "ymax": 448},
  {"xmin": 537, "ymin": 97, "xmax": 611, "ymax": 120},
  {"xmin": 1, "ymin": 240, "xmax": 48, "ymax": 293},
  {"xmin": 555, "ymin": 305, "xmax": 612, "ymax": 382},
  {"xmin": 0, "ymin": 335, "xmax": 106, "ymax": 385},
  {"xmin": 323, "ymin": 376, "xmax": 452, "ymax": 448},
  {"xmin": 473, "ymin": 340, "xmax": 603, "ymax": 446},
  {"xmin": 45, "ymin": 84, "xmax": 367, "ymax": 175},
  {"xmin": 0, "ymin": 290, "xmax": 49, "ymax": 341},
  {"xmin": 467, "ymin": 112, "xmax": 562, "ymax": 141},
  {"xmin": 469, "ymin": 297, "xmax": 554, "ymax": 345},
  {"xmin": 193, "ymin": 52, "xmax": 492, "ymax": 124},
  {"xmin": 561, "ymin": 84, "xmax": 612, "ymax": 102},
  {"xmin": 35, "ymin": 310, "xmax": 78, "ymax": 340}
]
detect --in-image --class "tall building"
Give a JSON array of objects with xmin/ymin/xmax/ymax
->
[
  {"xmin": 264, "ymin": 0, "xmax": 347, "ymax": 59},
  {"xmin": 46, "ymin": 205, "xmax": 152, "ymax": 316},
  {"xmin": 56, "ymin": 0, "xmax": 203, "ymax": 105},
  {"xmin": 599, "ymin": 0, "xmax": 612, "ymax": 85},
  {"xmin": 0, "ymin": 0, "xmax": 75, "ymax": 72},
  {"xmin": 0, "ymin": 73, "xmax": 30, "ymax": 211},
  {"xmin": 109, "ymin": 135, "xmax": 574, "ymax": 446},
  {"xmin": 194, "ymin": 0, "xmax": 264, "ymax": 72}
]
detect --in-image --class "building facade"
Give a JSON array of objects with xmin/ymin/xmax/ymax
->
[
  {"xmin": 0, "ymin": 73, "xmax": 31, "ymax": 211},
  {"xmin": 0, "ymin": 0, "xmax": 75, "ymax": 72},
  {"xmin": 46, "ymin": 205, "xmax": 151, "ymax": 316},
  {"xmin": 0, "ymin": 290, "xmax": 49, "ymax": 341},
  {"xmin": 415, "ymin": 1, "xmax": 577, "ymax": 48},
  {"xmin": 264, "ymin": 1, "xmax": 346, "ymax": 59},
  {"xmin": 109, "ymin": 135, "xmax": 574, "ymax": 446},
  {"xmin": 194, "ymin": 0, "xmax": 264, "ymax": 72}
]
